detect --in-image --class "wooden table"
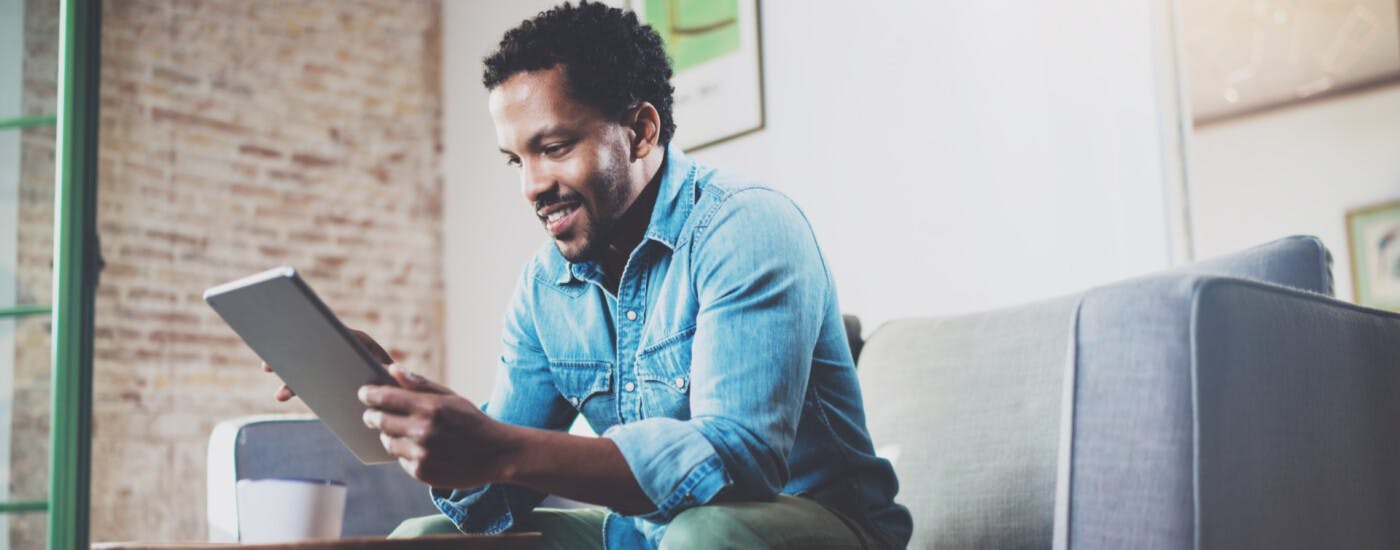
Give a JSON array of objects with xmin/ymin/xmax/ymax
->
[{"xmin": 92, "ymin": 533, "xmax": 541, "ymax": 550}]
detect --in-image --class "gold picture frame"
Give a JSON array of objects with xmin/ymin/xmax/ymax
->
[
  {"xmin": 1346, "ymin": 199, "xmax": 1400, "ymax": 310},
  {"xmin": 631, "ymin": 0, "xmax": 765, "ymax": 151}
]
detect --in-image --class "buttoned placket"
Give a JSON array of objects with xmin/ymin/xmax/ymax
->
[
  {"xmin": 569, "ymin": 248, "xmax": 652, "ymax": 424},
  {"xmin": 612, "ymin": 248, "xmax": 650, "ymax": 423}
]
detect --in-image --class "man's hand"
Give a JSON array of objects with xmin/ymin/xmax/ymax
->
[
  {"xmin": 261, "ymin": 361, "xmax": 297, "ymax": 402},
  {"xmin": 359, "ymin": 365, "xmax": 517, "ymax": 490},
  {"xmin": 348, "ymin": 334, "xmax": 652, "ymax": 512},
  {"xmin": 261, "ymin": 329, "xmax": 393, "ymax": 402}
]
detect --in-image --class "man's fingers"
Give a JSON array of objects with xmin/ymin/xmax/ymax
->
[
  {"xmin": 397, "ymin": 457, "xmax": 421, "ymax": 479},
  {"xmin": 363, "ymin": 409, "xmax": 425, "ymax": 440},
  {"xmin": 264, "ymin": 362, "xmax": 296, "ymax": 402},
  {"xmin": 358, "ymin": 385, "xmax": 429, "ymax": 414},
  {"xmin": 351, "ymin": 328, "xmax": 394, "ymax": 365},
  {"xmin": 379, "ymin": 432, "xmax": 425, "ymax": 462}
]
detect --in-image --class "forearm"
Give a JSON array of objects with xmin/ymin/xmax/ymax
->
[{"xmin": 497, "ymin": 424, "xmax": 654, "ymax": 515}]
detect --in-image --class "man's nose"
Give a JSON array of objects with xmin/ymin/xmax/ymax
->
[{"xmin": 520, "ymin": 160, "xmax": 554, "ymax": 204}]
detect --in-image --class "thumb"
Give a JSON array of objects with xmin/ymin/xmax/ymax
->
[{"xmin": 388, "ymin": 364, "xmax": 450, "ymax": 395}]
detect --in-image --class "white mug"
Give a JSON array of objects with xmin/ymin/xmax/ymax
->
[{"xmin": 236, "ymin": 478, "xmax": 347, "ymax": 542}]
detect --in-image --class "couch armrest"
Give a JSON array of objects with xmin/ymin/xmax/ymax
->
[
  {"xmin": 1192, "ymin": 279, "xmax": 1400, "ymax": 548},
  {"xmin": 207, "ymin": 415, "xmax": 314, "ymax": 542},
  {"xmin": 206, "ymin": 415, "xmax": 439, "ymax": 541},
  {"xmin": 1065, "ymin": 276, "xmax": 1400, "ymax": 548}
]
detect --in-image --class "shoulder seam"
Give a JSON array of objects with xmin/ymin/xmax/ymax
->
[{"xmin": 694, "ymin": 185, "xmax": 786, "ymax": 233}]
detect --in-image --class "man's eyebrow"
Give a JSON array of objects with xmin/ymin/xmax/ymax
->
[
  {"xmin": 527, "ymin": 126, "xmax": 572, "ymax": 148},
  {"xmin": 498, "ymin": 126, "xmax": 574, "ymax": 157}
]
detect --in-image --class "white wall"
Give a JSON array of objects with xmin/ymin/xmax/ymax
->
[
  {"xmin": 442, "ymin": 1, "xmax": 1182, "ymax": 400},
  {"xmin": 442, "ymin": 0, "xmax": 568, "ymax": 399},
  {"xmin": 1188, "ymin": 85, "xmax": 1400, "ymax": 302}
]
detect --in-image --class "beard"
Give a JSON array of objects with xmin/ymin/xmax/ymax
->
[{"xmin": 549, "ymin": 147, "xmax": 633, "ymax": 263}]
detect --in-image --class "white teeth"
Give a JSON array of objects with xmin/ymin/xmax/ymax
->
[{"xmin": 547, "ymin": 205, "xmax": 574, "ymax": 223}]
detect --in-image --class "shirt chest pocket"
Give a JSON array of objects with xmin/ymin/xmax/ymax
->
[
  {"xmin": 636, "ymin": 327, "xmax": 694, "ymax": 419},
  {"xmin": 549, "ymin": 361, "xmax": 616, "ymax": 431}
]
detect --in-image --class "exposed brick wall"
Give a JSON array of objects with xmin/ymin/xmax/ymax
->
[{"xmin": 14, "ymin": 0, "xmax": 444, "ymax": 544}]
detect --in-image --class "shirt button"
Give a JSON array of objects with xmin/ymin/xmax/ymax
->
[
  {"xmin": 674, "ymin": 377, "xmax": 686, "ymax": 389},
  {"xmin": 625, "ymin": 310, "xmax": 639, "ymax": 321},
  {"xmin": 570, "ymin": 397, "xmax": 581, "ymax": 407},
  {"xmin": 623, "ymin": 382, "xmax": 637, "ymax": 392}
]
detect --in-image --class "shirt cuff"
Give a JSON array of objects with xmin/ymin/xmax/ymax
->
[
  {"xmin": 430, "ymin": 484, "xmax": 541, "ymax": 534},
  {"xmin": 603, "ymin": 417, "xmax": 733, "ymax": 522}
]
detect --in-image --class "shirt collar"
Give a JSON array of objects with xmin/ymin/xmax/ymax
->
[
  {"xmin": 642, "ymin": 145, "xmax": 696, "ymax": 251},
  {"xmin": 555, "ymin": 146, "xmax": 695, "ymax": 286}
]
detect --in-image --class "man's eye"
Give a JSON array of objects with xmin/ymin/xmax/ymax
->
[
  {"xmin": 543, "ymin": 142, "xmax": 572, "ymax": 157},
  {"xmin": 505, "ymin": 157, "xmax": 521, "ymax": 167}
]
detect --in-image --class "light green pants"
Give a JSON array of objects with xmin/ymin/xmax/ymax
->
[{"xmin": 389, "ymin": 495, "xmax": 888, "ymax": 549}]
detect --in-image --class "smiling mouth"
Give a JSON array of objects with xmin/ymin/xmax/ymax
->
[
  {"xmin": 545, "ymin": 205, "xmax": 576, "ymax": 222},
  {"xmin": 538, "ymin": 202, "xmax": 581, "ymax": 235}
]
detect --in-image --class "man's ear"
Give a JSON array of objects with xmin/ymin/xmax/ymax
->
[{"xmin": 624, "ymin": 102, "xmax": 661, "ymax": 162}]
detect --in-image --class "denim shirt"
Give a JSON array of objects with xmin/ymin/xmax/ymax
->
[{"xmin": 433, "ymin": 147, "xmax": 912, "ymax": 548}]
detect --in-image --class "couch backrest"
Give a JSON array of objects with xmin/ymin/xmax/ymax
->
[{"xmin": 858, "ymin": 295, "xmax": 1080, "ymax": 548}]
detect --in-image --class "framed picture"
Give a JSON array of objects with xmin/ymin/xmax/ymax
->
[
  {"xmin": 633, "ymin": 0, "xmax": 765, "ymax": 151},
  {"xmin": 1347, "ymin": 200, "xmax": 1400, "ymax": 310},
  {"xmin": 1181, "ymin": 0, "xmax": 1400, "ymax": 126}
]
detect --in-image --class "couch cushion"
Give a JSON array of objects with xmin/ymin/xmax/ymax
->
[{"xmin": 857, "ymin": 295, "xmax": 1079, "ymax": 549}]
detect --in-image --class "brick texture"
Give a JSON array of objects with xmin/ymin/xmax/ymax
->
[{"xmin": 13, "ymin": 0, "xmax": 444, "ymax": 544}]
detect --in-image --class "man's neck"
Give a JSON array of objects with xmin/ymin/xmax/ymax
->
[{"xmin": 600, "ymin": 151, "xmax": 667, "ymax": 292}]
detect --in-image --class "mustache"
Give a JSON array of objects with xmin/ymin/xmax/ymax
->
[{"xmin": 533, "ymin": 189, "xmax": 583, "ymax": 212}]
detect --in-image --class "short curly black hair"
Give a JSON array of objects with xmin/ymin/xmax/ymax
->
[{"xmin": 483, "ymin": 1, "xmax": 677, "ymax": 146}]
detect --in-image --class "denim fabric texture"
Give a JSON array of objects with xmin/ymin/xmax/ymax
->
[{"xmin": 431, "ymin": 147, "xmax": 912, "ymax": 548}]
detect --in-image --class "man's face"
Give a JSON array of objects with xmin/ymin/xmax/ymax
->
[{"xmin": 490, "ymin": 66, "xmax": 636, "ymax": 263}]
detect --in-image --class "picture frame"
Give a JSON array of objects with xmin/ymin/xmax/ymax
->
[
  {"xmin": 1182, "ymin": 0, "xmax": 1400, "ymax": 127},
  {"xmin": 1346, "ymin": 199, "xmax": 1400, "ymax": 310},
  {"xmin": 632, "ymin": 0, "xmax": 765, "ymax": 151}
]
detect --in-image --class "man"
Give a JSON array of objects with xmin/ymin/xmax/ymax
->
[{"xmin": 268, "ymin": 2, "xmax": 910, "ymax": 548}]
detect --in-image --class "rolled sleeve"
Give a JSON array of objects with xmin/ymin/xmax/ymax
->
[
  {"xmin": 431, "ymin": 484, "xmax": 540, "ymax": 535},
  {"xmin": 605, "ymin": 188, "xmax": 829, "ymax": 521},
  {"xmin": 603, "ymin": 419, "xmax": 731, "ymax": 521}
]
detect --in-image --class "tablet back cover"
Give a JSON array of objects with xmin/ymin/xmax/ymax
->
[{"xmin": 205, "ymin": 267, "xmax": 396, "ymax": 464}]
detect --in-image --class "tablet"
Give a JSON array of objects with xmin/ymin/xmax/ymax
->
[{"xmin": 204, "ymin": 266, "xmax": 397, "ymax": 464}]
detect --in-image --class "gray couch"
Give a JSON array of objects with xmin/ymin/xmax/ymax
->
[
  {"xmin": 859, "ymin": 235, "xmax": 1400, "ymax": 548},
  {"xmin": 212, "ymin": 235, "xmax": 1400, "ymax": 548}
]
